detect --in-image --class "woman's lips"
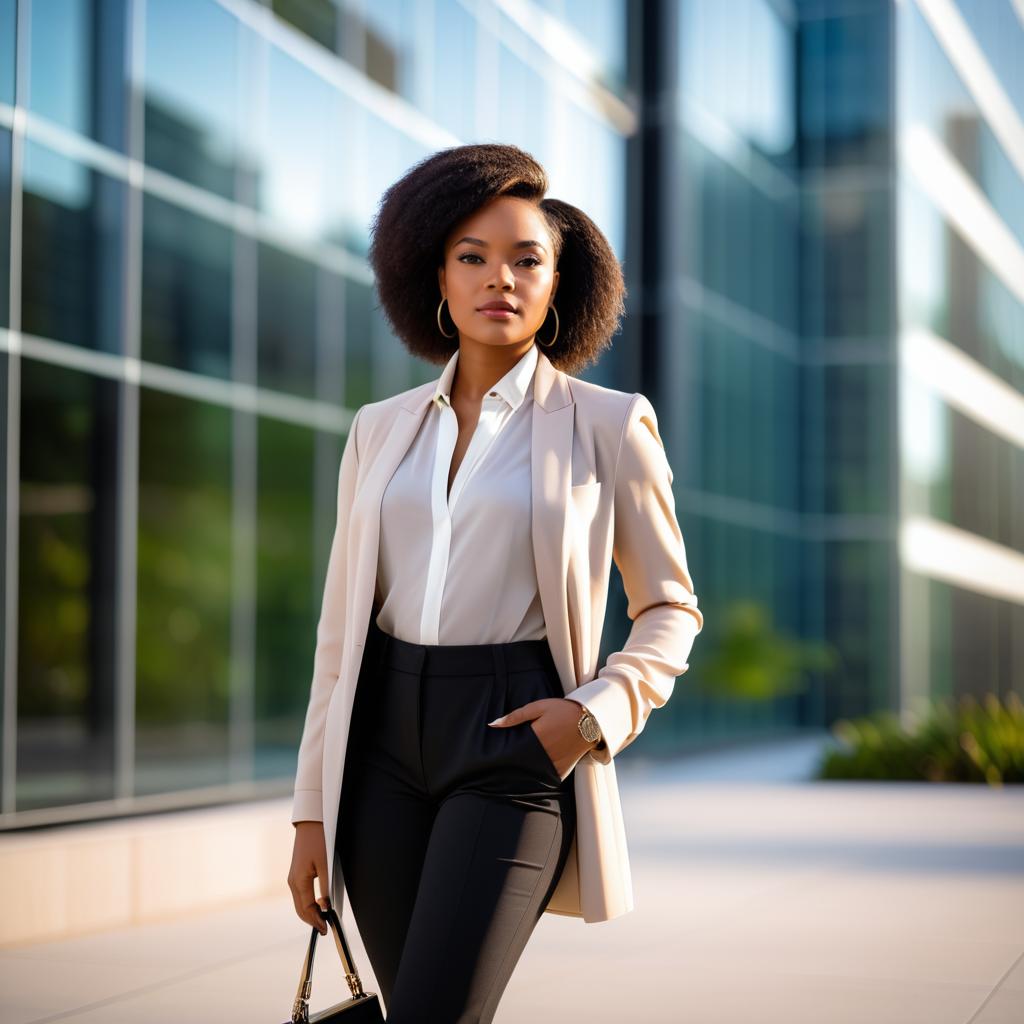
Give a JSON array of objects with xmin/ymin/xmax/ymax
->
[{"xmin": 478, "ymin": 308, "xmax": 516, "ymax": 319}]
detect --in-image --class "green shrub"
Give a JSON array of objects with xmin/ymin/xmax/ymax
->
[{"xmin": 819, "ymin": 692, "xmax": 1024, "ymax": 785}]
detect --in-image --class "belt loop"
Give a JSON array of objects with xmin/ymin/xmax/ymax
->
[{"xmin": 492, "ymin": 642, "xmax": 509, "ymax": 713}]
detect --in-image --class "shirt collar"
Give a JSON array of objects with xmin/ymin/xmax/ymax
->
[{"xmin": 432, "ymin": 343, "xmax": 538, "ymax": 413}]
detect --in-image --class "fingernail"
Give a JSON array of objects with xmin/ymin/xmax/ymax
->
[{"xmin": 488, "ymin": 717, "xmax": 503, "ymax": 726}]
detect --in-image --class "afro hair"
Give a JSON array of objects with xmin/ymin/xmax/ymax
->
[{"xmin": 366, "ymin": 142, "xmax": 627, "ymax": 377}]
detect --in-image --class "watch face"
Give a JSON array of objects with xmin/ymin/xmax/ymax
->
[{"xmin": 579, "ymin": 712, "xmax": 601, "ymax": 742}]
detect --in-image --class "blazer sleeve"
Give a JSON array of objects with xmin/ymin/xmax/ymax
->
[
  {"xmin": 565, "ymin": 392, "xmax": 704, "ymax": 765},
  {"xmin": 291, "ymin": 405, "xmax": 364, "ymax": 824}
]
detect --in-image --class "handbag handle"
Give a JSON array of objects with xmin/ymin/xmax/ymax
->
[{"xmin": 290, "ymin": 903, "xmax": 369, "ymax": 1023}]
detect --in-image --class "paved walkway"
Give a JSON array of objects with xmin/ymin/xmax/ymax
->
[{"xmin": 2, "ymin": 734, "xmax": 1022, "ymax": 1023}]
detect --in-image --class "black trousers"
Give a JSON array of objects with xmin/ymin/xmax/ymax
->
[{"xmin": 338, "ymin": 617, "xmax": 577, "ymax": 1023}]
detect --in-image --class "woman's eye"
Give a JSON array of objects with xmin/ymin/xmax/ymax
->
[{"xmin": 457, "ymin": 253, "xmax": 541, "ymax": 267}]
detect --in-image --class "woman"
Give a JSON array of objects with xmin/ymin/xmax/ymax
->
[{"xmin": 287, "ymin": 143, "xmax": 703, "ymax": 1022}]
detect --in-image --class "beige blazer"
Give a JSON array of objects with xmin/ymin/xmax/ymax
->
[{"xmin": 292, "ymin": 348, "xmax": 704, "ymax": 924}]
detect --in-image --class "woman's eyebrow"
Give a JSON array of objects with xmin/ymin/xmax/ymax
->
[{"xmin": 454, "ymin": 236, "xmax": 547, "ymax": 253}]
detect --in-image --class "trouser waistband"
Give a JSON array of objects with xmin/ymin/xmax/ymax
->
[{"xmin": 367, "ymin": 617, "xmax": 557, "ymax": 678}]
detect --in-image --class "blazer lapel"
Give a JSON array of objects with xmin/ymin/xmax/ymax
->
[
  {"xmin": 343, "ymin": 348, "xmax": 576, "ymax": 694},
  {"xmin": 342, "ymin": 390, "xmax": 433, "ymax": 666},
  {"xmin": 530, "ymin": 350, "xmax": 576, "ymax": 695}
]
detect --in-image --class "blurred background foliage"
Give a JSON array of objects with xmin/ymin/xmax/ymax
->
[{"xmin": 818, "ymin": 693, "xmax": 1024, "ymax": 786}]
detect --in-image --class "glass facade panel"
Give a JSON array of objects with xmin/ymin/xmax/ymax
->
[
  {"xmin": 142, "ymin": 0, "xmax": 243, "ymax": 201},
  {"xmin": 27, "ymin": 0, "xmax": 129, "ymax": 151},
  {"xmin": 562, "ymin": 104, "xmax": 626, "ymax": 259},
  {"xmin": 140, "ymin": 192, "xmax": 233, "ymax": 378},
  {"xmin": 689, "ymin": 140, "xmax": 800, "ymax": 333},
  {"xmin": 824, "ymin": 538, "xmax": 893, "ymax": 720},
  {"xmin": 902, "ymin": 377, "xmax": 1024, "ymax": 556},
  {"xmin": 801, "ymin": 182, "xmax": 892, "ymax": 341},
  {"xmin": 949, "ymin": 0, "xmax": 1024, "ymax": 115},
  {"xmin": 362, "ymin": 0, "xmax": 417, "ymax": 102},
  {"xmin": 680, "ymin": 0, "xmax": 796, "ymax": 174},
  {"xmin": 347, "ymin": 107, "xmax": 428, "ymax": 257},
  {"xmin": 253, "ymin": 415, "xmax": 321, "ymax": 781},
  {"xmin": 256, "ymin": 241, "xmax": 318, "ymax": 399},
  {"xmin": 899, "ymin": 0, "xmax": 1024, "ymax": 249},
  {"xmin": 494, "ymin": 46, "xmax": 548, "ymax": 160},
  {"xmin": 0, "ymin": 128, "xmax": 9, "ymax": 329},
  {"xmin": 135, "ymin": 389, "xmax": 233, "ymax": 795},
  {"xmin": 21, "ymin": 139, "xmax": 125, "ymax": 352},
  {"xmin": 798, "ymin": 5, "xmax": 891, "ymax": 170},
  {"xmin": 343, "ymin": 274, "xmax": 374, "ymax": 409},
  {"xmin": 561, "ymin": 0, "xmax": 627, "ymax": 94},
  {"xmin": 429, "ymin": 0, "xmax": 477, "ymax": 141},
  {"xmin": 0, "ymin": 0, "xmax": 16, "ymax": 107},
  {"xmin": 17, "ymin": 359, "xmax": 119, "ymax": 811},
  {"xmin": 271, "ymin": 0, "xmax": 339, "ymax": 53},
  {"xmin": 905, "ymin": 568, "xmax": 1024, "ymax": 711},
  {"xmin": 261, "ymin": 47, "xmax": 340, "ymax": 241},
  {"xmin": 822, "ymin": 362, "xmax": 893, "ymax": 517}
]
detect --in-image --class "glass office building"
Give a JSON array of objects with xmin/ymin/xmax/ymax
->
[
  {"xmin": 0, "ymin": 0, "xmax": 631, "ymax": 826},
  {"xmin": 894, "ymin": 0, "xmax": 1024, "ymax": 714},
  {"xmin": 644, "ymin": 0, "xmax": 808, "ymax": 750},
  {"xmin": 638, "ymin": 0, "xmax": 1022, "ymax": 753}
]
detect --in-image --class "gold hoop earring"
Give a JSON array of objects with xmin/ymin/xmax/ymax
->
[
  {"xmin": 436, "ymin": 297, "xmax": 457, "ymax": 339},
  {"xmin": 536, "ymin": 305, "xmax": 559, "ymax": 347}
]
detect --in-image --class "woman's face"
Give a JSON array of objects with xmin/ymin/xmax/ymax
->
[{"xmin": 438, "ymin": 196, "xmax": 559, "ymax": 350}]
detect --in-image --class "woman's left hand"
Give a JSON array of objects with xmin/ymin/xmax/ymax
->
[{"xmin": 488, "ymin": 697, "xmax": 596, "ymax": 778}]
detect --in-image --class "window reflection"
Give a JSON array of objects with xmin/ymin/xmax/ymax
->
[
  {"xmin": 430, "ymin": 0, "xmax": 476, "ymax": 141},
  {"xmin": 950, "ymin": 0, "xmax": 1024, "ymax": 115},
  {"xmin": 564, "ymin": 105, "xmax": 626, "ymax": 259},
  {"xmin": 0, "ymin": 0, "xmax": 15, "ymax": 107},
  {"xmin": 802, "ymin": 183, "xmax": 892, "ymax": 340},
  {"xmin": 349, "ymin": 109, "xmax": 428, "ymax": 256},
  {"xmin": 253, "ymin": 415, "xmax": 321, "ymax": 780},
  {"xmin": 344, "ymin": 275, "xmax": 373, "ymax": 409},
  {"xmin": 0, "ymin": 128, "xmax": 9, "ymax": 329},
  {"xmin": 261, "ymin": 47, "xmax": 344, "ymax": 242},
  {"xmin": 495, "ymin": 47, "xmax": 547, "ymax": 160},
  {"xmin": 271, "ymin": 0, "xmax": 339, "ymax": 53},
  {"xmin": 562, "ymin": 0, "xmax": 627, "ymax": 93},
  {"xmin": 899, "ymin": 174, "xmax": 1024, "ymax": 386},
  {"xmin": 681, "ymin": 0, "xmax": 796, "ymax": 171},
  {"xmin": 363, "ymin": 0, "xmax": 417, "ymax": 102},
  {"xmin": 799, "ymin": 7, "xmax": 890, "ymax": 170},
  {"xmin": 823, "ymin": 363, "xmax": 891, "ymax": 517},
  {"xmin": 21, "ymin": 140, "xmax": 125, "ymax": 352},
  {"xmin": 900, "ymin": 1, "xmax": 1024, "ymax": 249},
  {"xmin": 18, "ymin": 359, "xmax": 119, "ymax": 811},
  {"xmin": 825, "ymin": 539, "xmax": 890, "ymax": 720},
  {"xmin": 141, "ymin": 191, "xmax": 233, "ymax": 378},
  {"xmin": 142, "ymin": 0, "xmax": 242, "ymax": 201},
  {"xmin": 28, "ymin": 0, "xmax": 129, "ymax": 150},
  {"xmin": 135, "ymin": 389, "xmax": 233, "ymax": 794},
  {"xmin": 257, "ymin": 241, "xmax": 317, "ymax": 398},
  {"xmin": 687, "ymin": 139, "xmax": 799, "ymax": 334}
]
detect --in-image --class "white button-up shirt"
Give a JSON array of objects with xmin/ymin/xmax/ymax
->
[{"xmin": 374, "ymin": 343, "xmax": 547, "ymax": 646}]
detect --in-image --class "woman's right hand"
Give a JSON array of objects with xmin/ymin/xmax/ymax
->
[{"xmin": 289, "ymin": 821, "xmax": 330, "ymax": 935}]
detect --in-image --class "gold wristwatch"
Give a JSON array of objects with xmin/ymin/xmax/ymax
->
[{"xmin": 575, "ymin": 703, "xmax": 604, "ymax": 747}]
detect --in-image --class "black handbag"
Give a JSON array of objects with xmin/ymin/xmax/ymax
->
[{"xmin": 283, "ymin": 905, "xmax": 385, "ymax": 1022}]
